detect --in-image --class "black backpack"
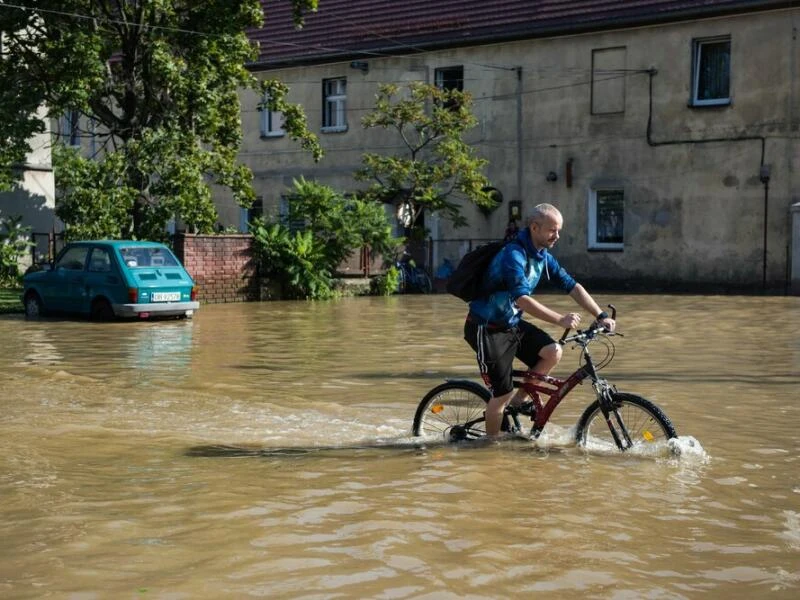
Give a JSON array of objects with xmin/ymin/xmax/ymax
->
[{"xmin": 446, "ymin": 240, "xmax": 526, "ymax": 302}]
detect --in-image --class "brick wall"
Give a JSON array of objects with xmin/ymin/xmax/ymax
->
[{"xmin": 173, "ymin": 233, "xmax": 259, "ymax": 304}]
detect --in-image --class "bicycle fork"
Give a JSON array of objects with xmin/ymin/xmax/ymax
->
[{"xmin": 594, "ymin": 380, "xmax": 634, "ymax": 451}]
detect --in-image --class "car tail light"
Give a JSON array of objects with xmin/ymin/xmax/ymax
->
[
  {"xmin": 128, "ymin": 287, "xmax": 139, "ymax": 303},
  {"xmin": 190, "ymin": 286, "xmax": 198, "ymax": 301}
]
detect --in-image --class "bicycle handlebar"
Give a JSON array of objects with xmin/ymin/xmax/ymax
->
[{"xmin": 558, "ymin": 304, "xmax": 618, "ymax": 345}]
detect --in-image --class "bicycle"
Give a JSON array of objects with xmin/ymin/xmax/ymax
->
[
  {"xmin": 412, "ymin": 305, "xmax": 677, "ymax": 452},
  {"xmin": 396, "ymin": 251, "xmax": 432, "ymax": 294}
]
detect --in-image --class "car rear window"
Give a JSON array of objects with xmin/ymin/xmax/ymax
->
[{"xmin": 120, "ymin": 247, "xmax": 180, "ymax": 268}]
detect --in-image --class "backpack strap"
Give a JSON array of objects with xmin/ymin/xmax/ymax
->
[{"xmin": 507, "ymin": 239, "xmax": 530, "ymax": 277}]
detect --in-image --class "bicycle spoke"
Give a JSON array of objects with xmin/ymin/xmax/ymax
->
[
  {"xmin": 413, "ymin": 382, "xmax": 489, "ymax": 440},
  {"xmin": 576, "ymin": 393, "xmax": 676, "ymax": 452}
]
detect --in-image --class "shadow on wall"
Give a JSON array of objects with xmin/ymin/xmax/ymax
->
[
  {"xmin": 0, "ymin": 173, "xmax": 56, "ymax": 229},
  {"xmin": 0, "ymin": 179, "xmax": 58, "ymax": 266}
]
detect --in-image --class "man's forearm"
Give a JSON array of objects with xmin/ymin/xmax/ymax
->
[
  {"xmin": 515, "ymin": 295, "xmax": 564, "ymax": 325},
  {"xmin": 568, "ymin": 284, "xmax": 604, "ymax": 318}
]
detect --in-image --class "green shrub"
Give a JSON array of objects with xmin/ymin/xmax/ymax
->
[
  {"xmin": 249, "ymin": 179, "xmax": 400, "ymax": 300},
  {"xmin": 0, "ymin": 215, "xmax": 33, "ymax": 286},
  {"xmin": 249, "ymin": 220, "xmax": 337, "ymax": 300},
  {"xmin": 371, "ymin": 266, "xmax": 401, "ymax": 296}
]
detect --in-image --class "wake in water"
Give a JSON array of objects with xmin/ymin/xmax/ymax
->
[{"xmin": 186, "ymin": 427, "xmax": 710, "ymax": 463}]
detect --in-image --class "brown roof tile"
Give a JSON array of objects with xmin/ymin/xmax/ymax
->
[{"xmin": 250, "ymin": 0, "xmax": 790, "ymax": 68}]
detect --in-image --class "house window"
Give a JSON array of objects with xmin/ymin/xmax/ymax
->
[
  {"xmin": 435, "ymin": 66, "xmax": 463, "ymax": 92},
  {"xmin": 435, "ymin": 66, "xmax": 464, "ymax": 111},
  {"xmin": 322, "ymin": 77, "xmax": 347, "ymax": 132},
  {"xmin": 692, "ymin": 37, "xmax": 731, "ymax": 106},
  {"xmin": 60, "ymin": 110, "xmax": 81, "ymax": 147},
  {"xmin": 259, "ymin": 93, "xmax": 285, "ymax": 138},
  {"xmin": 279, "ymin": 195, "xmax": 306, "ymax": 233},
  {"xmin": 588, "ymin": 189, "xmax": 624, "ymax": 250},
  {"xmin": 240, "ymin": 196, "xmax": 264, "ymax": 232}
]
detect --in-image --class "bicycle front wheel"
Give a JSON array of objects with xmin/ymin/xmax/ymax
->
[
  {"xmin": 413, "ymin": 381, "xmax": 490, "ymax": 441},
  {"xmin": 575, "ymin": 392, "xmax": 677, "ymax": 452}
]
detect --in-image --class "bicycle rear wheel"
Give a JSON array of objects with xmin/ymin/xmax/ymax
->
[
  {"xmin": 575, "ymin": 392, "xmax": 677, "ymax": 452},
  {"xmin": 415, "ymin": 269, "xmax": 432, "ymax": 294},
  {"xmin": 412, "ymin": 381, "xmax": 491, "ymax": 441}
]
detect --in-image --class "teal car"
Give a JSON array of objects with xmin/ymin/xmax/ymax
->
[{"xmin": 22, "ymin": 240, "xmax": 199, "ymax": 320}]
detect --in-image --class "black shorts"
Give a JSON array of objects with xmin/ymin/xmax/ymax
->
[{"xmin": 463, "ymin": 318, "xmax": 555, "ymax": 397}]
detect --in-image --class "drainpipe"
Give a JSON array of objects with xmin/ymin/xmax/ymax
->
[
  {"xmin": 760, "ymin": 165, "xmax": 771, "ymax": 289},
  {"xmin": 516, "ymin": 66, "xmax": 523, "ymax": 207}
]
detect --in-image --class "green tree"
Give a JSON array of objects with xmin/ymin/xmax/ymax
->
[
  {"xmin": 356, "ymin": 82, "xmax": 496, "ymax": 236},
  {"xmin": 249, "ymin": 178, "xmax": 399, "ymax": 300},
  {"xmin": 0, "ymin": 0, "xmax": 321, "ymax": 239}
]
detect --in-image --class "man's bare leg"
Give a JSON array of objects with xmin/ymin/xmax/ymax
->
[
  {"xmin": 509, "ymin": 343, "xmax": 563, "ymax": 408},
  {"xmin": 485, "ymin": 390, "xmax": 514, "ymax": 437}
]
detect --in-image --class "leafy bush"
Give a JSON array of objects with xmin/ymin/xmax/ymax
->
[
  {"xmin": 249, "ymin": 179, "xmax": 400, "ymax": 300},
  {"xmin": 249, "ymin": 220, "xmax": 336, "ymax": 300},
  {"xmin": 371, "ymin": 266, "xmax": 401, "ymax": 296},
  {"xmin": 0, "ymin": 215, "xmax": 33, "ymax": 286}
]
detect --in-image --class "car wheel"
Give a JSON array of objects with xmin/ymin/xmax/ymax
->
[
  {"xmin": 90, "ymin": 298, "xmax": 115, "ymax": 321},
  {"xmin": 24, "ymin": 292, "xmax": 44, "ymax": 318}
]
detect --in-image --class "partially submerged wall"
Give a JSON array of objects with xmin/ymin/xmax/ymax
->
[{"xmin": 173, "ymin": 233, "xmax": 258, "ymax": 304}]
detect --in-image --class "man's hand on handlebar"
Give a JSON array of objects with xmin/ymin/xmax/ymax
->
[
  {"xmin": 597, "ymin": 316, "xmax": 616, "ymax": 333},
  {"xmin": 558, "ymin": 312, "xmax": 582, "ymax": 330}
]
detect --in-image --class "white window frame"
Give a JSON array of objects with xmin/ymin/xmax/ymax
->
[
  {"xmin": 588, "ymin": 188, "xmax": 624, "ymax": 250},
  {"xmin": 259, "ymin": 92, "xmax": 285, "ymax": 138},
  {"xmin": 322, "ymin": 77, "xmax": 347, "ymax": 132},
  {"xmin": 692, "ymin": 36, "xmax": 731, "ymax": 107}
]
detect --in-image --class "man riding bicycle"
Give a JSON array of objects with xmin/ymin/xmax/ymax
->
[{"xmin": 463, "ymin": 203, "xmax": 616, "ymax": 438}]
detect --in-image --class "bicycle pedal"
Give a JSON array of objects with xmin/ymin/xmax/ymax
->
[{"xmin": 514, "ymin": 401, "xmax": 536, "ymax": 417}]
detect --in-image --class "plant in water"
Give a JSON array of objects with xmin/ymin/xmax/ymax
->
[
  {"xmin": 371, "ymin": 266, "xmax": 401, "ymax": 296},
  {"xmin": 249, "ymin": 179, "xmax": 399, "ymax": 300}
]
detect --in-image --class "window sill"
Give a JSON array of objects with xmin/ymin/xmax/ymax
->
[
  {"xmin": 260, "ymin": 132, "xmax": 285, "ymax": 139},
  {"xmin": 321, "ymin": 126, "xmax": 348, "ymax": 134},
  {"xmin": 588, "ymin": 246, "xmax": 624, "ymax": 252},
  {"xmin": 688, "ymin": 99, "xmax": 731, "ymax": 108}
]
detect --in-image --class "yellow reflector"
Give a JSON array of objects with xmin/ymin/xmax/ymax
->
[
  {"xmin": 642, "ymin": 430, "xmax": 655, "ymax": 442},
  {"xmin": 430, "ymin": 404, "xmax": 444, "ymax": 414}
]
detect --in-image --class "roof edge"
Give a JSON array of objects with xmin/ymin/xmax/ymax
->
[{"xmin": 247, "ymin": 0, "xmax": 795, "ymax": 71}]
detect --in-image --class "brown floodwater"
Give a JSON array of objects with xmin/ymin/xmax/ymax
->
[{"xmin": 0, "ymin": 294, "xmax": 798, "ymax": 599}]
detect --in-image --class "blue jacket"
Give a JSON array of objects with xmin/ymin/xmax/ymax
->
[{"xmin": 468, "ymin": 227, "xmax": 576, "ymax": 327}]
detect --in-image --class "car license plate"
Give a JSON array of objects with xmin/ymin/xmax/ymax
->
[{"xmin": 152, "ymin": 292, "xmax": 181, "ymax": 302}]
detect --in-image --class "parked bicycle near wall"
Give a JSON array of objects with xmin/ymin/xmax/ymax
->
[
  {"xmin": 396, "ymin": 251, "xmax": 432, "ymax": 294},
  {"xmin": 413, "ymin": 305, "xmax": 677, "ymax": 452}
]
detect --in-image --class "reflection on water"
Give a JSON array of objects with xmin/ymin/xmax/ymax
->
[{"xmin": 0, "ymin": 294, "xmax": 799, "ymax": 598}]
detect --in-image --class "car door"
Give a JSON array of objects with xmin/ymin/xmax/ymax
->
[
  {"xmin": 50, "ymin": 245, "xmax": 90, "ymax": 313},
  {"xmin": 86, "ymin": 247, "xmax": 125, "ymax": 307}
]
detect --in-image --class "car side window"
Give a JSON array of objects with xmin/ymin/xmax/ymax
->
[
  {"xmin": 56, "ymin": 247, "xmax": 89, "ymax": 271},
  {"xmin": 88, "ymin": 248, "xmax": 112, "ymax": 273}
]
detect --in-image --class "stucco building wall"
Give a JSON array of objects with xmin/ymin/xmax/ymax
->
[
  {"xmin": 222, "ymin": 6, "xmax": 799, "ymax": 292},
  {"xmin": 0, "ymin": 107, "xmax": 57, "ymax": 267}
]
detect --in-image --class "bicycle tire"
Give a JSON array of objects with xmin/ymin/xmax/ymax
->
[
  {"xmin": 396, "ymin": 266, "xmax": 407, "ymax": 294},
  {"xmin": 412, "ymin": 380, "xmax": 492, "ymax": 441},
  {"xmin": 575, "ymin": 392, "xmax": 677, "ymax": 451},
  {"xmin": 416, "ymin": 269, "xmax": 432, "ymax": 294}
]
